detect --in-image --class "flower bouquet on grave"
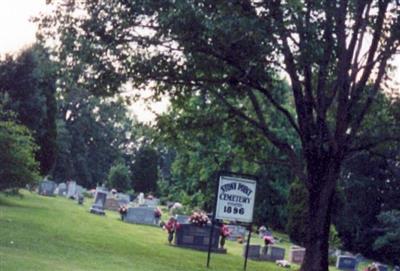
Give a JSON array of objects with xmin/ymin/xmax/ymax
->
[
  {"xmin": 118, "ymin": 205, "xmax": 128, "ymax": 221},
  {"xmin": 163, "ymin": 217, "xmax": 180, "ymax": 244},
  {"xmin": 154, "ymin": 207, "xmax": 162, "ymax": 225},
  {"xmin": 263, "ymin": 235, "xmax": 276, "ymax": 246},
  {"xmin": 219, "ymin": 224, "xmax": 231, "ymax": 248},
  {"xmin": 188, "ymin": 211, "xmax": 210, "ymax": 227}
]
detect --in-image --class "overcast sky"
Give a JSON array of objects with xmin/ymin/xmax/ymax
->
[
  {"xmin": 0, "ymin": 1, "xmax": 397, "ymax": 116},
  {"xmin": 0, "ymin": 0, "xmax": 167, "ymax": 122}
]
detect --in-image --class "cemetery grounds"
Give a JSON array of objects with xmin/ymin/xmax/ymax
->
[{"xmin": 0, "ymin": 191, "xmax": 369, "ymax": 271}]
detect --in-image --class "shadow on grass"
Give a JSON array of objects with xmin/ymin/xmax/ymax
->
[{"xmin": 0, "ymin": 193, "xmax": 41, "ymax": 209}]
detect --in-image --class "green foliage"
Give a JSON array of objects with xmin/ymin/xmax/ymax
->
[
  {"xmin": 107, "ymin": 163, "xmax": 131, "ymax": 192},
  {"xmin": 0, "ymin": 121, "xmax": 40, "ymax": 190},
  {"xmin": 0, "ymin": 45, "xmax": 57, "ymax": 175},
  {"xmin": 329, "ymin": 225, "xmax": 342, "ymax": 249},
  {"xmin": 131, "ymin": 146, "xmax": 159, "ymax": 194},
  {"xmin": 373, "ymin": 210, "xmax": 400, "ymax": 265},
  {"xmin": 287, "ymin": 178, "xmax": 308, "ymax": 246},
  {"xmin": 52, "ymin": 89, "xmax": 140, "ymax": 188},
  {"xmin": 37, "ymin": 2, "xmax": 400, "ymax": 270}
]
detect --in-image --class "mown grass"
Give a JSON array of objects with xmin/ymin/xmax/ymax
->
[{"xmin": 0, "ymin": 191, "xmax": 341, "ymax": 271}]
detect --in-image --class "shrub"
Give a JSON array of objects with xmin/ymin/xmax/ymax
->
[
  {"xmin": 0, "ymin": 121, "xmax": 40, "ymax": 191},
  {"xmin": 107, "ymin": 163, "xmax": 131, "ymax": 192}
]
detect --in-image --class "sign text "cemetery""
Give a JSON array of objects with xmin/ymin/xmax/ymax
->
[{"xmin": 215, "ymin": 176, "xmax": 257, "ymax": 223}]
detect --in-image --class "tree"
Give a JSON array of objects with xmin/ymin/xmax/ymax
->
[
  {"xmin": 53, "ymin": 88, "xmax": 139, "ymax": 188},
  {"xmin": 0, "ymin": 45, "xmax": 57, "ymax": 175},
  {"xmin": 0, "ymin": 120, "xmax": 40, "ymax": 191},
  {"xmin": 131, "ymin": 146, "xmax": 159, "ymax": 194},
  {"xmin": 373, "ymin": 210, "xmax": 400, "ymax": 265},
  {"xmin": 107, "ymin": 163, "xmax": 131, "ymax": 192},
  {"xmin": 156, "ymin": 93, "xmax": 293, "ymax": 227},
  {"xmin": 37, "ymin": 2, "xmax": 400, "ymax": 270},
  {"xmin": 334, "ymin": 95, "xmax": 400, "ymax": 263}
]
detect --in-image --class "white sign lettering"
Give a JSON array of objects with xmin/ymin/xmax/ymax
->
[{"xmin": 215, "ymin": 175, "xmax": 257, "ymax": 223}]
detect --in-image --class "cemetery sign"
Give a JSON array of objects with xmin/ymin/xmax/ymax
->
[{"xmin": 215, "ymin": 175, "xmax": 257, "ymax": 223}]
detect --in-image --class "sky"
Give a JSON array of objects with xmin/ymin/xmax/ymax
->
[
  {"xmin": 0, "ymin": 0, "xmax": 46, "ymax": 54},
  {"xmin": 0, "ymin": 0, "xmax": 167, "ymax": 123},
  {"xmin": 0, "ymin": 1, "xmax": 398, "ymax": 120}
]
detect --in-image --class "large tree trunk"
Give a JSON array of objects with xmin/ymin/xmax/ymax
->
[{"xmin": 300, "ymin": 159, "xmax": 340, "ymax": 271}]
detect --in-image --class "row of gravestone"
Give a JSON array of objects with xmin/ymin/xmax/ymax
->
[
  {"xmin": 245, "ymin": 245, "xmax": 305, "ymax": 263},
  {"xmin": 38, "ymin": 180, "xmax": 84, "ymax": 199},
  {"xmin": 244, "ymin": 245, "xmax": 392, "ymax": 271},
  {"xmin": 335, "ymin": 255, "xmax": 390, "ymax": 271},
  {"xmin": 90, "ymin": 189, "xmax": 161, "ymax": 227}
]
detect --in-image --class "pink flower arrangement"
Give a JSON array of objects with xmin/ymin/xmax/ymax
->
[
  {"xmin": 220, "ymin": 224, "xmax": 231, "ymax": 238},
  {"xmin": 189, "ymin": 211, "xmax": 210, "ymax": 226},
  {"xmin": 263, "ymin": 235, "xmax": 275, "ymax": 245}
]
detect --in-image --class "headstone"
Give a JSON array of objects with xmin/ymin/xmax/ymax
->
[
  {"xmin": 57, "ymin": 183, "xmax": 67, "ymax": 196},
  {"xmin": 67, "ymin": 181, "xmax": 77, "ymax": 199},
  {"xmin": 226, "ymin": 225, "xmax": 248, "ymax": 241},
  {"xmin": 175, "ymin": 215, "xmax": 190, "ymax": 224},
  {"xmin": 125, "ymin": 207, "xmax": 156, "ymax": 225},
  {"xmin": 289, "ymin": 246, "xmax": 306, "ymax": 264},
  {"xmin": 116, "ymin": 193, "xmax": 130, "ymax": 205},
  {"xmin": 336, "ymin": 255, "xmax": 357, "ymax": 271},
  {"xmin": 105, "ymin": 198, "xmax": 121, "ymax": 211},
  {"xmin": 375, "ymin": 263, "xmax": 388, "ymax": 271},
  {"xmin": 260, "ymin": 246, "xmax": 286, "ymax": 261},
  {"xmin": 138, "ymin": 193, "xmax": 145, "ymax": 205},
  {"xmin": 144, "ymin": 198, "xmax": 160, "ymax": 207},
  {"xmin": 78, "ymin": 194, "xmax": 84, "ymax": 205},
  {"xmin": 89, "ymin": 190, "xmax": 107, "ymax": 215},
  {"xmin": 75, "ymin": 185, "xmax": 83, "ymax": 196},
  {"xmin": 38, "ymin": 180, "xmax": 57, "ymax": 196},
  {"xmin": 170, "ymin": 202, "xmax": 183, "ymax": 215},
  {"xmin": 243, "ymin": 244, "xmax": 261, "ymax": 259},
  {"xmin": 175, "ymin": 224, "xmax": 224, "ymax": 253}
]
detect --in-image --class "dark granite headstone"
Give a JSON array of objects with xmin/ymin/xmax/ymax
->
[
  {"xmin": 243, "ymin": 244, "xmax": 261, "ymax": 259},
  {"xmin": 260, "ymin": 246, "xmax": 285, "ymax": 261},
  {"xmin": 336, "ymin": 256, "xmax": 357, "ymax": 270},
  {"xmin": 175, "ymin": 224, "xmax": 225, "ymax": 253},
  {"xmin": 38, "ymin": 180, "xmax": 57, "ymax": 196},
  {"xmin": 89, "ymin": 190, "xmax": 107, "ymax": 215},
  {"xmin": 125, "ymin": 207, "xmax": 156, "ymax": 225}
]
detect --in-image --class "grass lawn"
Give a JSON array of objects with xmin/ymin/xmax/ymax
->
[{"xmin": 0, "ymin": 191, "xmax": 341, "ymax": 271}]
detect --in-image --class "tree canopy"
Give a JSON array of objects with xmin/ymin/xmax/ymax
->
[{"xmin": 37, "ymin": 1, "xmax": 400, "ymax": 270}]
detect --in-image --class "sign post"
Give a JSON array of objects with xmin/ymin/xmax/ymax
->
[{"xmin": 206, "ymin": 172, "xmax": 257, "ymax": 270}]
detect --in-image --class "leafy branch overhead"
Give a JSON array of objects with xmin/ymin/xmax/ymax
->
[{"xmin": 36, "ymin": 1, "xmax": 400, "ymax": 271}]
